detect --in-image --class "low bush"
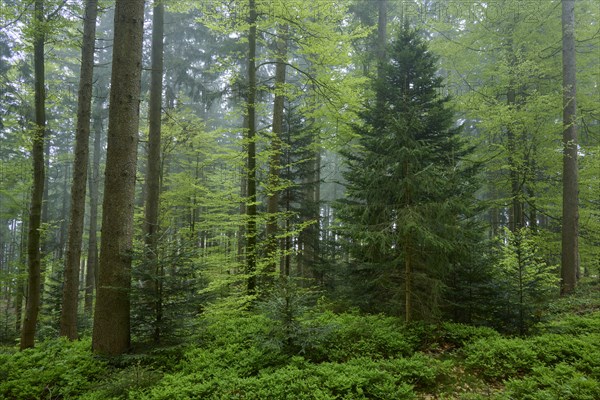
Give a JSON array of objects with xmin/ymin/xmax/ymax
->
[
  {"xmin": 134, "ymin": 353, "xmax": 450, "ymax": 399},
  {"xmin": 463, "ymin": 337, "xmax": 538, "ymax": 381},
  {"xmin": 504, "ymin": 363, "xmax": 600, "ymax": 400},
  {"xmin": 304, "ymin": 311, "xmax": 417, "ymax": 362},
  {"xmin": 0, "ymin": 338, "xmax": 107, "ymax": 400}
]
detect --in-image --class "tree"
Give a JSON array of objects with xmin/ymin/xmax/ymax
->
[
  {"xmin": 245, "ymin": 0, "xmax": 258, "ymax": 295},
  {"xmin": 143, "ymin": 0, "xmax": 164, "ymax": 344},
  {"xmin": 59, "ymin": 0, "xmax": 98, "ymax": 340},
  {"xmin": 560, "ymin": 0, "xmax": 579, "ymax": 295},
  {"xmin": 265, "ymin": 24, "xmax": 288, "ymax": 275},
  {"xmin": 336, "ymin": 27, "xmax": 478, "ymax": 321},
  {"xmin": 92, "ymin": 0, "xmax": 145, "ymax": 356},
  {"xmin": 20, "ymin": 0, "xmax": 46, "ymax": 350},
  {"xmin": 491, "ymin": 227, "xmax": 559, "ymax": 334}
]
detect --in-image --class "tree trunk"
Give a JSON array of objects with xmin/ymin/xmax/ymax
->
[
  {"xmin": 84, "ymin": 101, "xmax": 103, "ymax": 314},
  {"xmin": 246, "ymin": 0, "xmax": 258, "ymax": 295},
  {"xmin": 92, "ymin": 0, "xmax": 145, "ymax": 356},
  {"xmin": 60, "ymin": 0, "xmax": 98, "ymax": 340},
  {"xmin": 561, "ymin": 0, "xmax": 579, "ymax": 295},
  {"xmin": 144, "ymin": 0, "xmax": 164, "ymax": 344},
  {"xmin": 377, "ymin": 0, "xmax": 387, "ymax": 78},
  {"xmin": 20, "ymin": 0, "xmax": 46, "ymax": 350},
  {"xmin": 266, "ymin": 25, "xmax": 288, "ymax": 275}
]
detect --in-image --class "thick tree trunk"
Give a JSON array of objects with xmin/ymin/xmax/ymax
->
[
  {"xmin": 561, "ymin": 0, "xmax": 579, "ymax": 295},
  {"xmin": 144, "ymin": 0, "xmax": 164, "ymax": 344},
  {"xmin": 20, "ymin": 0, "xmax": 46, "ymax": 350},
  {"xmin": 92, "ymin": 0, "xmax": 145, "ymax": 356},
  {"xmin": 266, "ymin": 25, "xmax": 288, "ymax": 275},
  {"xmin": 60, "ymin": 0, "xmax": 98, "ymax": 340},
  {"xmin": 246, "ymin": 0, "xmax": 258, "ymax": 295}
]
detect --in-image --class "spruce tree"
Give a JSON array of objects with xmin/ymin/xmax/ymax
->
[{"xmin": 336, "ymin": 27, "xmax": 478, "ymax": 321}]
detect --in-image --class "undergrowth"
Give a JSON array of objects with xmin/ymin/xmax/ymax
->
[{"xmin": 0, "ymin": 278, "xmax": 598, "ymax": 399}]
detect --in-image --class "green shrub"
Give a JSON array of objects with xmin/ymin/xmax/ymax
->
[
  {"xmin": 304, "ymin": 312, "xmax": 417, "ymax": 362},
  {"xmin": 537, "ymin": 312, "xmax": 600, "ymax": 335},
  {"xmin": 434, "ymin": 322, "xmax": 500, "ymax": 349},
  {"xmin": 135, "ymin": 356, "xmax": 441, "ymax": 399},
  {"xmin": 463, "ymin": 337, "xmax": 539, "ymax": 381},
  {"xmin": 0, "ymin": 338, "xmax": 107, "ymax": 400},
  {"xmin": 504, "ymin": 363, "xmax": 600, "ymax": 400},
  {"xmin": 530, "ymin": 333, "xmax": 599, "ymax": 367}
]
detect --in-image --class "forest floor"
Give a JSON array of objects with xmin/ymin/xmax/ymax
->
[{"xmin": 1, "ymin": 278, "xmax": 599, "ymax": 399}]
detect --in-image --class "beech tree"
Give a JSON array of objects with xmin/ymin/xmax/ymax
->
[{"xmin": 92, "ymin": 0, "xmax": 145, "ymax": 356}]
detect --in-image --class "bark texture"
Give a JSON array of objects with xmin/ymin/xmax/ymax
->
[
  {"xmin": 560, "ymin": 0, "xmax": 579, "ymax": 295},
  {"xmin": 92, "ymin": 0, "xmax": 145, "ymax": 356},
  {"xmin": 144, "ymin": 0, "xmax": 164, "ymax": 343},
  {"xmin": 20, "ymin": 0, "xmax": 46, "ymax": 350},
  {"xmin": 60, "ymin": 0, "xmax": 98, "ymax": 340}
]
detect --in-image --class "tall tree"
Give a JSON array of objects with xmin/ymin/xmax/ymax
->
[
  {"xmin": 20, "ymin": 0, "xmax": 46, "ymax": 350},
  {"xmin": 265, "ymin": 24, "xmax": 288, "ymax": 274},
  {"xmin": 245, "ymin": 0, "xmax": 258, "ymax": 295},
  {"xmin": 92, "ymin": 0, "xmax": 145, "ymax": 356},
  {"xmin": 59, "ymin": 0, "xmax": 98, "ymax": 340},
  {"xmin": 337, "ymin": 27, "xmax": 477, "ymax": 321},
  {"xmin": 144, "ymin": 0, "xmax": 164, "ymax": 343},
  {"xmin": 560, "ymin": 0, "xmax": 579, "ymax": 294}
]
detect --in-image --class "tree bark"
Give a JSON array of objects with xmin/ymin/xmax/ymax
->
[
  {"xmin": 246, "ymin": 0, "xmax": 258, "ymax": 295},
  {"xmin": 20, "ymin": 0, "xmax": 46, "ymax": 350},
  {"xmin": 561, "ymin": 0, "xmax": 579, "ymax": 295},
  {"xmin": 60, "ymin": 0, "xmax": 98, "ymax": 340},
  {"xmin": 84, "ymin": 101, "xmax": 103, "ymax": 314},
  {"xmin": 144, "ymin": 0, "xmax": 164, "ymax": 344},
  {"xmin": 92, "ymin": 0, "xmax": 145, "ymax": 356},
  {"xmin": 266, "ymin": 24, "xmax": 288, "ymax": 275}
]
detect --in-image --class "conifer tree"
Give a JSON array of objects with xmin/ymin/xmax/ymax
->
[{"xmin": 336, "ymin": 27, "xmax": 478, "ymax": 321}]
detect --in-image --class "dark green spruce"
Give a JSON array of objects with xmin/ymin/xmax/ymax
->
[{"xmin": 336, "ymin": 27, "xmax": 480, "ymax": 321}]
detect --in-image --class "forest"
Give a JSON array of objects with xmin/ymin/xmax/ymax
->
[{"xmin": 0, "ymin": 0, "xmax": 599, "ymax": 398}]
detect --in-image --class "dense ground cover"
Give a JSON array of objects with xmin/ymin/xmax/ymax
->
[{"xmin": 1, "ymin": 279, "xmax": 599, "ymax": 399}]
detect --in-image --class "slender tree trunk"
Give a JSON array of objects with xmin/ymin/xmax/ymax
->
[
  {"xmin": 246, "ymin": 0, "xmax": 258, "ymax": 295},
  {"xmin": 92, "ymin": 0, "xmax": 145, "ymax": 356},
  {"xmin": 15, "ymin": 210, "xmax": 27, "ymax": 333},
  {"xmin": 60, "ymin": 0, "xmax": 98, "ymax": 340},
  {"xmin": 377, "ymin": 0, "xmax": 387, "ymax": 79},
  {"xmin": 506, "ymin": 85, "xmax": 524, "ymax": 232},
  {"xmin": 404, "ymin": 244, "xmax": 412, "ymax": 323},
  {"xmin": 84, "ymin": 101, "xmax": 103, "ymax": 314},
  {"xmin": 20, "ymin": 0, "xmax": 46, "ymax": 350},
  {"xmin": 561, "ymin": 0, "xmax": 579, "ymax": 295},
  {"xmin": 266, "ymin": 25, "xmax": 288, "ymax": 275},
  {"xmin": 144, "ymin": 0, "xmax": 164, "ymax": 344}
]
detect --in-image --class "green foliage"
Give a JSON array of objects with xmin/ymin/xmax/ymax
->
[
  {"xmin": 488, "ymin": 227, "xmax": 559, "ymax": 334},
  {"xmin": 504, "ymin": 363, "xmax": 600, "ymax": 400},
  {"xmin": 464, "ymin": 337, "xmax": 539, "ymax": 381},
  {"xmin": 0, "ymin": 338, "xmax": 107, "ymax": 400},
  {"xmin": 304, "ymin": 312, "xmax": 418, "ymax": 362},
  {"xmin": 335, "ymin": 25, "xmax": 481, "ymax": 320}
]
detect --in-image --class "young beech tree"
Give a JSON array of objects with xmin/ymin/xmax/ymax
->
[{"xmin": 336, "ymin": 27, "xmax": 478, "ymax": 322}]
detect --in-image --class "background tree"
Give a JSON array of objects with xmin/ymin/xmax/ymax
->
[
  {"xmin": 59, "ymin": 0, "xmax": 98, "ymax": 341},
  {"xmin": 143, "ymin": 0, "xmax": 165, "ymax": 344},
  {"xmin": 560, "ymin": 0, "xmax": 579, "ymax": 294},
  {"xmin": 20, "ymin": 0, "xmax": 47, "ymax": 350}
]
